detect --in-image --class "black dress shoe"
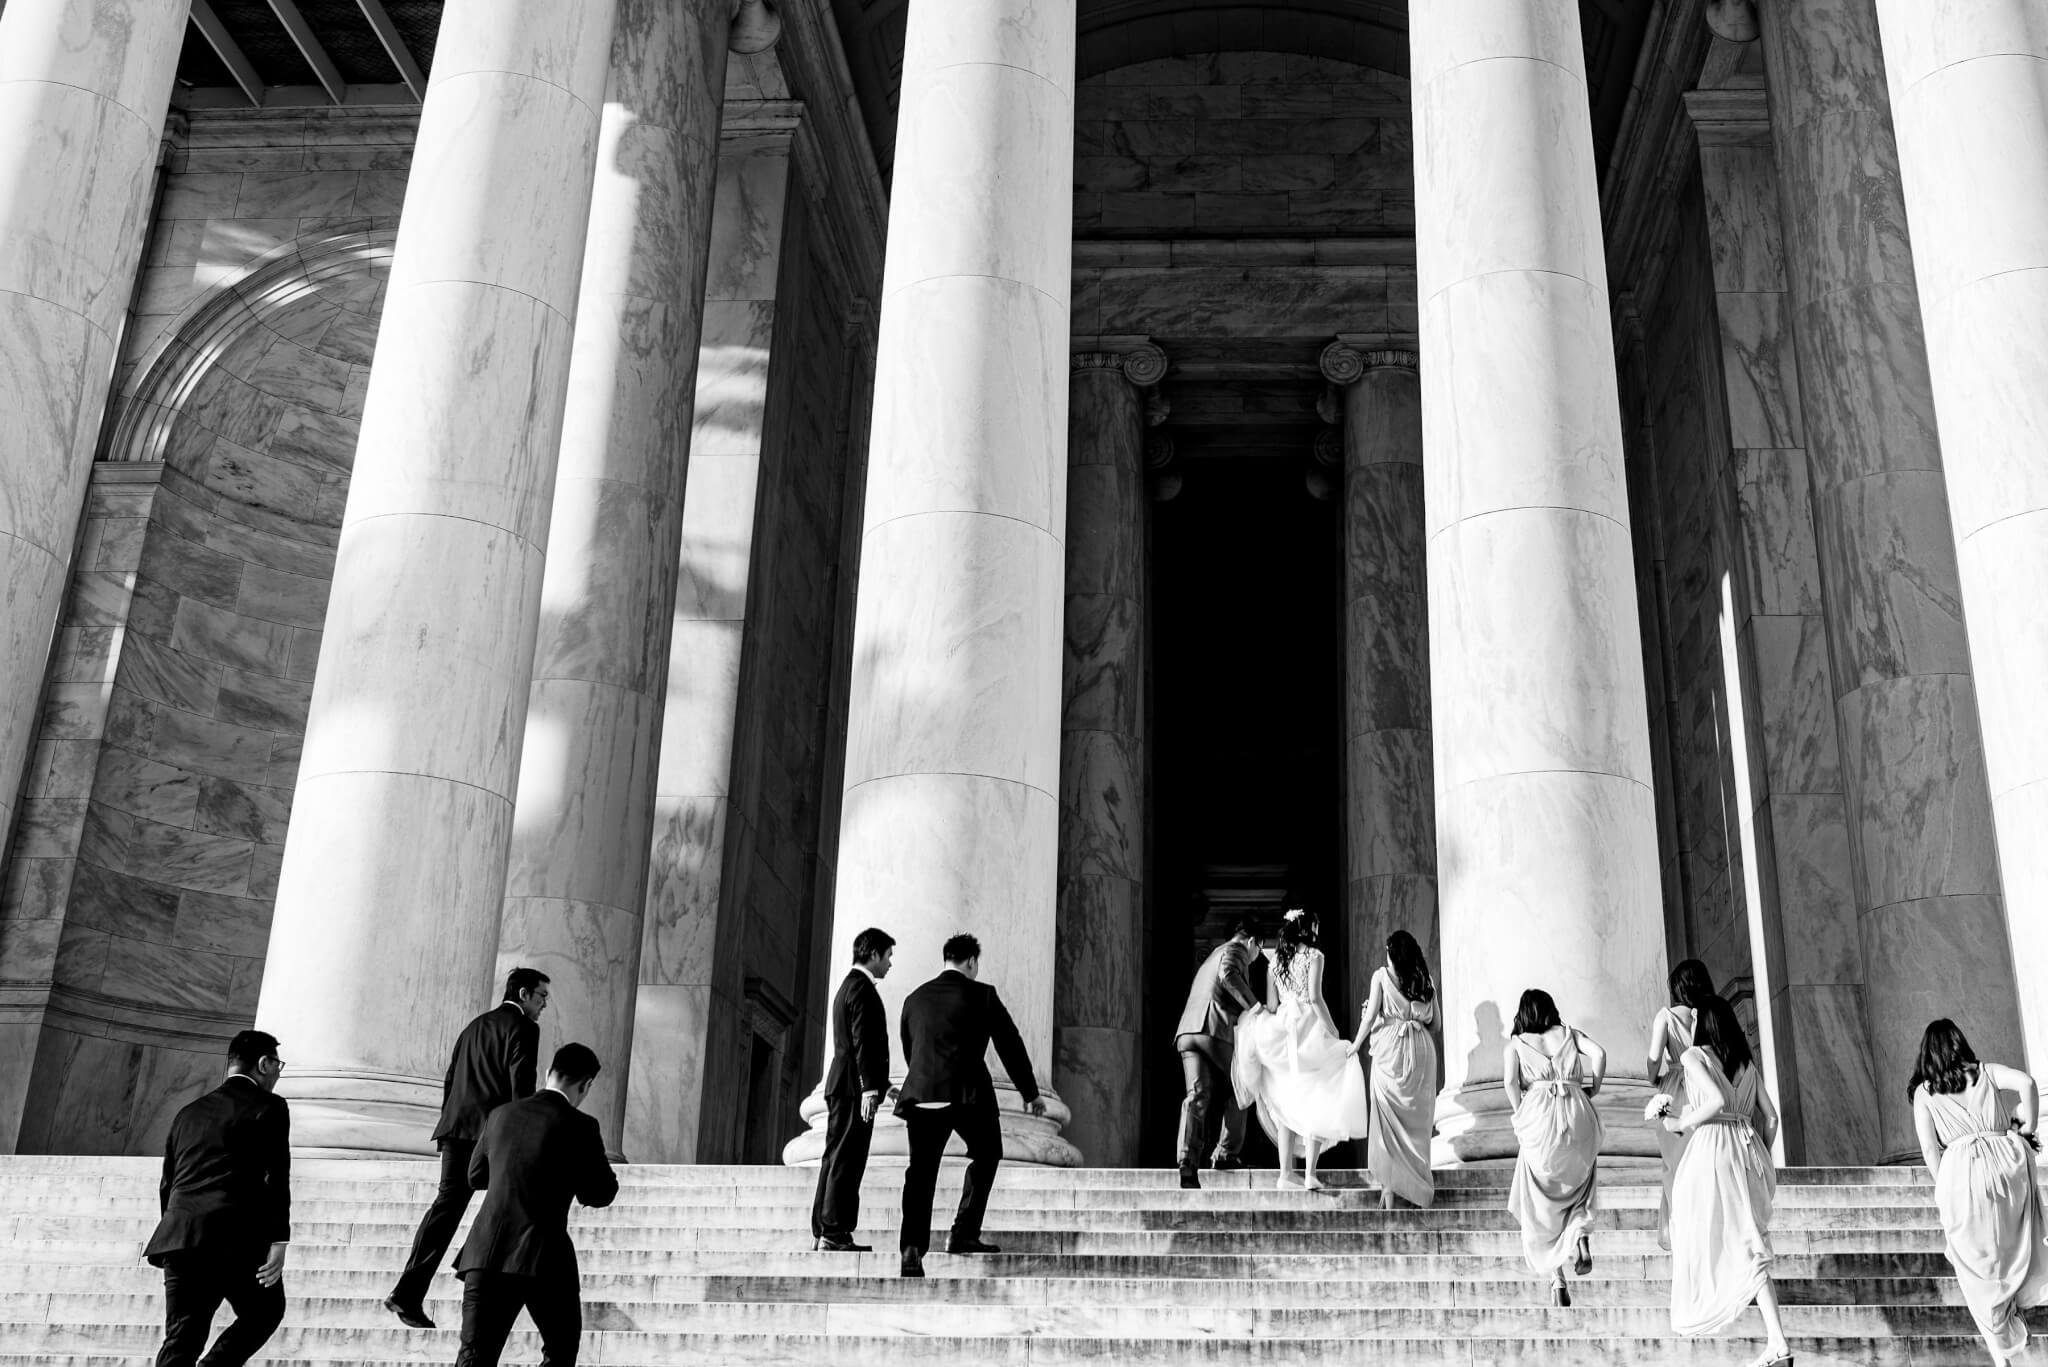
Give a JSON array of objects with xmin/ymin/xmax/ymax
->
[
  {"xmin": 818, "ymin": 1236, "xmax": 871, "ymax": 1252},
  {"xmin": 1210, "ymin": 1156, "xmax": 1246, "ymax": 1172},
  {"xmin": 1179, "ymin": 1168, "xmax": 1201, "ymax": 1189},
  {"xmin": 900, "ymin": 1248, "xmax": 925, "ymax": 1278},
  {"xmin": 383, "ymin": 1296, "xmax": 434, "ymax": 1329},
  {"xmin": 947, "ymin": 1235, "xmax": 1001, "ymax": 1254}
]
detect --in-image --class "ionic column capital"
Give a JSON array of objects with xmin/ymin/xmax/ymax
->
[
  {"xmin": 1072, "ymin": 339, "xmax": 1168, "ymax": 388},
  {"xmin": 1320, "ymin": 339, "xmax": 1418, "ymax": 386}
]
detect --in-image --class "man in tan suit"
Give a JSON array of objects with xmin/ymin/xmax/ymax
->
[{"xmin": 1175, "ymin": 921, "xmax": 1265, "ymax": 1188}]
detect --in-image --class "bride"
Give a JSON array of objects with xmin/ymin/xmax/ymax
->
[{"xmin": 1231, "ymin": 909, "xmax": 1370, "ymax": 1189}]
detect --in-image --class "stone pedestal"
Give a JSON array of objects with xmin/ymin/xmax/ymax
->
[
  {"xmin": 0, "ymin": 0, "xmax": 188, "ymax": 899},
  {"xmin": 1054, "ymin": 345, "xmax": 1160, "ymax": 1167},
  {"xmin": 1409, "ymin": 1, "xmax": 1666, "ymax": 1162},
  {"xmin": 496, "ymin": 0, "xmax": 738, "ymax": 1154},
  {"xmin": 785, "ymin": 0, "xmax": 1081, "ymax": 1166},
  {"xmin": 255, "ymin": 0, "xmax": 618, "ymax": 1154},
  {"xmin": 1321, "ymin": 344, "xmax": 1436, "ymax": 1016},
  {"xmin": 1759, "ymin": 0, "xmax": 2023, "ymax": 1160},
  {"xmin": 1876, "ymin": 0, "xmax": 2048, "ymax": 1085}
]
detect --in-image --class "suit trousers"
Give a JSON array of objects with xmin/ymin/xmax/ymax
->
[
  {"xmin": 810, "ymin": 1090, "xmax": 874, "ymax": 1239},
  {"xmin": 154, "ymin": 1248, "xmax": 285, "ymax": 1367},
  {"xmin": 456, "ymin": 1266, "xmax": 581, "ymax": 1367},
  {"xmin": 392, "ymin": 1137, "xmax": 475, "ymax": 1307},
  {"xmin": 1177, "ymin": 1036, "xmax": 1246, "ymax": 1168},
  {"xmin": 899, "ymin": 1099, "xmax": 1002, "ymax": 1253}
]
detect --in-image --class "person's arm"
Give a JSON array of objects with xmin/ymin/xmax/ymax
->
[
  {"xmin": 1644, "ymin": 1009, "xmax": 1668, "ymax": 1084},
  {"xmin": 255, "ymin": 1100, "xmax": 290, "ymax": 1287},
  {"xmin": 1985, "ymin": 1062, "xmax": 2040, "ymax": 1140},
  {"xmin": 511, "ymin": 1019, "xmax": 538, "ymax": 1100},
  {"xmin": 158, "ymin": 1129, "xmax": 175, "ymax": 1216},
  {"xmin": 1217, "ymin": 943, "xmax": 1260, "ymax": 1016},
  {"xmin": 1751, "ymin": 1071, "xmax": 1781, "ymax": 1151},
  {"xmin": 1348, "ymin": 974, "xmax": 1385, "ymax": 1056},
  {"xmin": 1263, "ymin": 951, "xmax": 1279, "ymax": 1010},
  {"xmin": 987, "ymin": 988, "xmax": 1046, "ymax": 1116},
  {"xmin": 849, "ymin": 982, "xmax": 888, "ymax": 1123},
  {"xmin": 1911, "ymin": 1090, "xmax": 1945, "ymax": 1178},
  {"xmin": 577, "ymin": 1119, "xmax": 620, "ymax": 1209},
  {"xmin": 1501, "ymin": 1043, "xmax": 1524, "ymax": 1114},
  {"xmin": 1665, "ymin": 1051, "xmax": 1726, "ymax": 1134},
  {"xmin": 1576, "ymin": 1031, "xmax": 1608, "ymax": 1098}
]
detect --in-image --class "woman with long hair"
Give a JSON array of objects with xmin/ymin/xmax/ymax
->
[
  {"xmin": 1503, "ymin": 987, "xmax": 1606, "ymax": 1305},
  {"xmin": 1346, "ymin": 929, "xmax": 1436, "ymax": 1209},
  {"xmin": 1664, "ymin": 993, "xmax": 1791, "ymax": 1367},
  {"xmin": 1647, "ymin": 958, "xmax": 1715, "ymax": 1247},
  {"xmin": 1231, "ymin": 908, "xmax": 1368, "ymax": 1190},
  {"xmin": 1908, "ymin": 1018, "xmax": 2048, "ymax": 1364}
]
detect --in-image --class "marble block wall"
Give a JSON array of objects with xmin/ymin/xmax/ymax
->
[
  {"xmin": 0, "ymin": 214, "xmax": 386, "ymax": 1153},
  {"xmin": 1073, "ymin": 53, "xmax": 1411, "ymax": 239}
]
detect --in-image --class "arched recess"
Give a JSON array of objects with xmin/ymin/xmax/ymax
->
[
  {"xmin": 3, "ymin": 231, "xmax": 387, "ymax": 1154},
  {"xmin": 1077, "ymin": 0, "xmax": 1409, "ymax": 81}
]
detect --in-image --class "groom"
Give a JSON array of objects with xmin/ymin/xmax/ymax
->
[{"xmin": 1175, "ymin": 920, "xmax": 1264, "ymax": 1188}]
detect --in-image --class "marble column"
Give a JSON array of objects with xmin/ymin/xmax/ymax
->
[
  {"xmin": 1321, "ymin": 343, "xmax": 1436, "ymax": 1012},
  {"xmin": 253, "ymin": 0, "xmax": 617, "ymax": 1153},
  {"xmin": 0, "ymin": 0, "xmax": 189, "ymax": 895},
  {"xmin": 623, "ymin": 111, "xmax": 799, "ymax": 1166},
  {"xmin": 495, "ymin": 0, "xmax": 737, "ymax": 1154},
  {"xmin": 1759, "ymin": 0, "xmax": 2023, "ymax": 1159},
  {"xmin": 797, "ymin": 0, "xmax": 1081, "ymax": 1165},
  {"xmin": 1410, "ymin": 1, "xmax": 1666, "ymax": 1162},
  {"xmin": 1054, "ymin": 344, "xmax": 1160, "ymax": 1167},
  {"xmin": 1876, "ymin": 0, "xmax": 2048, "ymax": 1084}
]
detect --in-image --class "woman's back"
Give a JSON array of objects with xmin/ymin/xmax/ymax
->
[{"xmin": 1920, "ymin": 1066, "xmax": 2005, "ymax": 1147}]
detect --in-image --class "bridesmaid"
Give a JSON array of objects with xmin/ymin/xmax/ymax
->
[
  {"xmin": 1909, "ymin": 1018, "xmax": 2048, "ymax": 1365},
  {"xmin": 1664, "ymin": 993, "xmax": 1791, "ymax": 1367},
  {"xmin": 1346, "ymin": 929, "xmax": 1437, "ymax": 1210},
  {"xmin": 1503, "ymin": 988, "xmax": 1606, "ymax": 1306},
  {"xmin": 1646, "ymin": 958, "xmax": 1714, "ymax": 1248}
]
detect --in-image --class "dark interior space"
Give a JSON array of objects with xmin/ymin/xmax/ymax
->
[{"xmin": 1141, "ymin": 445, "xmax": 1345, "ymax": 1169}]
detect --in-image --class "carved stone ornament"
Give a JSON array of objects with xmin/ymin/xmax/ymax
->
[
  {"xmin": 1704, "ymin": 0, "xmax": 1760, "ymax": 42},
  {"xmin": 1313, "ymin": 426, "xmax": 1343, "ymax": 467},
  {"xmin": 1318, "ymin": 340, "xmax": 1365, "ymax": 386},
  {"xmin": 1145, "ymin": 433, "xmax": 1176, "ymax": 470},
  {"xmin": 1119, "ymin": 342, "xmax": 1169, "ymax": 387},
  {"xmin": 729, "ymin": 0, "xmax": 782, "ymax": 54}
]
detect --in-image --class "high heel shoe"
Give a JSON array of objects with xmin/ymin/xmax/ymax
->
[
  {"xmin": 1572, "ymin": 1237, "xmax": 1592, "ymax": 1277},
  {"xmin": 1741, "ymin": 1350, "xmax": 1793, "ymax": 1367}
]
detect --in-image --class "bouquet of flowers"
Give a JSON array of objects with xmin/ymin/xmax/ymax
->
[{"xmin": 1644, "ymin": 1093, "xmax": 1675, "ymax": 1122}]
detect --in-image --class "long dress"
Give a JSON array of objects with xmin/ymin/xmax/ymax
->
[
  {"xmin": 1920, "ymin": 1067, "xmax": 2048, "ymax": 1358},
  {"xmin": 1365, "ymin": 966, "xmax": 1436, "ymax": 1207},
  {"xmin": 1506, "ymin": 1029, "xmax": 1603, "ymax": 1273},
  {"xmin": 1669, "ymin": 1047, "xmax": 1775, "ymax": 1336},
  {"xmin": 1649, "ymin": 1004, "xmax": 1697, "ymax": 1249},
  {"xmin": 1231, "ymin": 946, "xmax": 1369, "ymax": 1145}
]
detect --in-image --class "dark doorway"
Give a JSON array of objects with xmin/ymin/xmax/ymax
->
[{"xmin": 1142, "ymin": 447, "xmax": 1345, "ymax": 1169}]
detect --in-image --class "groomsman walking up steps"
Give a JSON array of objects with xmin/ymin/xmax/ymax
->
[
  {"xmin": 453, "ymin": 1043, "xmax": 618, "ymax": 1367},
  {"xmin": 895, "ymin": 933, "xmax": 1046, "ymax": 1278},
  {"xmin": 386, "ymin": 966, "xmax": 549, "ymax": 1328},
  {"xmin": 144, "ymin": 1029, "xmax": 292, "ymax": 1367},
  {"xmin": 811, "ymin": 926, "xmax": 895, "ymax": 1251},
  {"xmin": 1175, "ymin": 921, "xmax": 1265, "ymax": 1188}
]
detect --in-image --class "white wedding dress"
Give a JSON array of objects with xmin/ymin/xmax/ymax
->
[{"xmin": 1231, "ymin": 946, "xmax": 1370, "ymax": 1144}]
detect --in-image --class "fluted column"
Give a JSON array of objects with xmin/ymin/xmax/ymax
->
[
  {"xmin": 1759, "ymin": 0, "xmax": 2023, "ymax": 1159},
  {"xmin": 1054, "ymin": 343, "xmax": 1161, "ymax": 1167},
  {"xmin": 1876, "ymin": 0, "xmax": 2048, "ymax": 1082},
  {"xmin": 495, "ymin": 0, "xmax": 742, "ymax": 1154},
  {"xmin": 255, "ymin": 0, "xmax": 618, "ymax": 1153},
  {"xmin": 1321, "ymin": 343, "xmax": 1436, "ymax": 1011},
  {"xmin": 1411, "ymin": 1, "xmax": 1666, "ymax": 1161},
  {"xmin": 0, "ymin": 0, "xmax": 188, "ymax": 891},
  {"xmin": 792, "ymin": 0, "xmax": 1081, "ymax": 1165}
]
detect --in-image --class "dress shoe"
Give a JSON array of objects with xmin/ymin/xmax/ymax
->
[
  {"xmin": 1179, "ymin": 1167, "xmax": 1201, "ymax": 1189},
  {"xmin": 383, "ymin": 1296, "xmax": 434, "ymax": 1330},
  {"xmin": 1210, "ymin": 1156, "xmax": 1245, "ymax": 1172},
  {"xmin": 947, "ymin": 1235, "xmax": 1001, "ymax": 1254},
  {"xmin": 1550, "ymin": 1279, "xmax": 1571, "ymax": 1308},
  {"xmin": 899, "ymin": 1248, "xmax": 925, "ymax": 1278},
  {"xmin": 818, "ymin": 1236, "xmax": 871, "ymax": 1252}
]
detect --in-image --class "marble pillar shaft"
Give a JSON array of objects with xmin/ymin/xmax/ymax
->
[
  {"xmin": 1055, "ymin": 355, "xmax": 1148, "ymax": 1167},
  {"xmin": 1410, "ymin": 1, "xmax": 1666, "ymax": 1161},
  {"xmin": 1327, "ymin": 350, "xmax": 1436, "ymax": 1006},
  {"xmin": 497, "ymin": 0, "xmax": 734, "ymax": 1152},
  {"xmin": 0, "ymin": 0, "xmax": 188, "ymax": 891},
  {"xmin": 624, "ymin": 125, "xmax": 795, "ymax": 1166},
  {"xmin": 1876, "ymin": 0, "xmax": 2048, "ymax": 1082},
  {"xmin": 1759, "ymin": 0, "xmax": 2023, "ymax": 1158},
  {"xmin": 819, "ymin": 0, "xmax": 1080, "ymax": 1164},
  {"xmin": 255, "ymin": 0, "xmax": 618, "ymax": 1153}
]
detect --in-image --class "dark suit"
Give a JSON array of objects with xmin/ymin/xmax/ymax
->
[
  {"xmin": 144, "ymin": 1076, "xmax": 290, "ymax": 1367},
  {"xmin": 811, "ymin": 967, "xmax": 890, "ymax": 1241},
  {"xmin": 894, "ymin": 969, "xmax": 1038, "ymax": 1253},
  {"xmin": 453, "ymin": 1089, "xmax": 618, "ymax": 1367},
  {"xmin": 1175, "ymin": 936, "xmax": 1261, "ymax": 1171},
  {"xmin": 393, "ymin": 1001, "xmax": 538, "ymax": 1309}
]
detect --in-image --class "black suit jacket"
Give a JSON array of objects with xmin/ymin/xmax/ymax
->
[
  {"xmin": 433, "ymin": 1001, "xmax": 539, "ymax": 1144},
  {"xmin": 895, "ymin": 970, "xmax": 1038, "ymax": 1115},
  {"xmin": 143, "ymin": 1077, "xmax": 291, "ymax": 1265},
  {"xmin": 455, "ymin": 1090, "xmax": 618, "ymax": 1279},
  {"xmin": 823, "ymin": 969, "xmax": 889, "ymax": 1100}
]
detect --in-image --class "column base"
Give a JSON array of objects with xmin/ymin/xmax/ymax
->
[
  {"xmin": 782, "ymin": 1082, "xmax": 1082, "ymax": 1167},
  {"xmin": 1432, "ymin": 1079, "xmax": 1664, "ymax": 1166},
  {"xmin": 274, "ymin": 1069, "xmax": 441, "ymax": 1157}
]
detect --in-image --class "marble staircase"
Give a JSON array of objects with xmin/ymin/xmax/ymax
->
[{"xmin": 0, "ymin": 1156, "xmax": 2003, "ymax": 1364}]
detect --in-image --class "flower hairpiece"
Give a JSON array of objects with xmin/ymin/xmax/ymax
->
[{"xmin": 1283, "ymin": 908, "xmax": 1305, "ymax": 922}]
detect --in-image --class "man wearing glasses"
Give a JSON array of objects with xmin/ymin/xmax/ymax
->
[{"xmin": 143, "ymin": 1029, "xmax": 292, "ymax": 1367}]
